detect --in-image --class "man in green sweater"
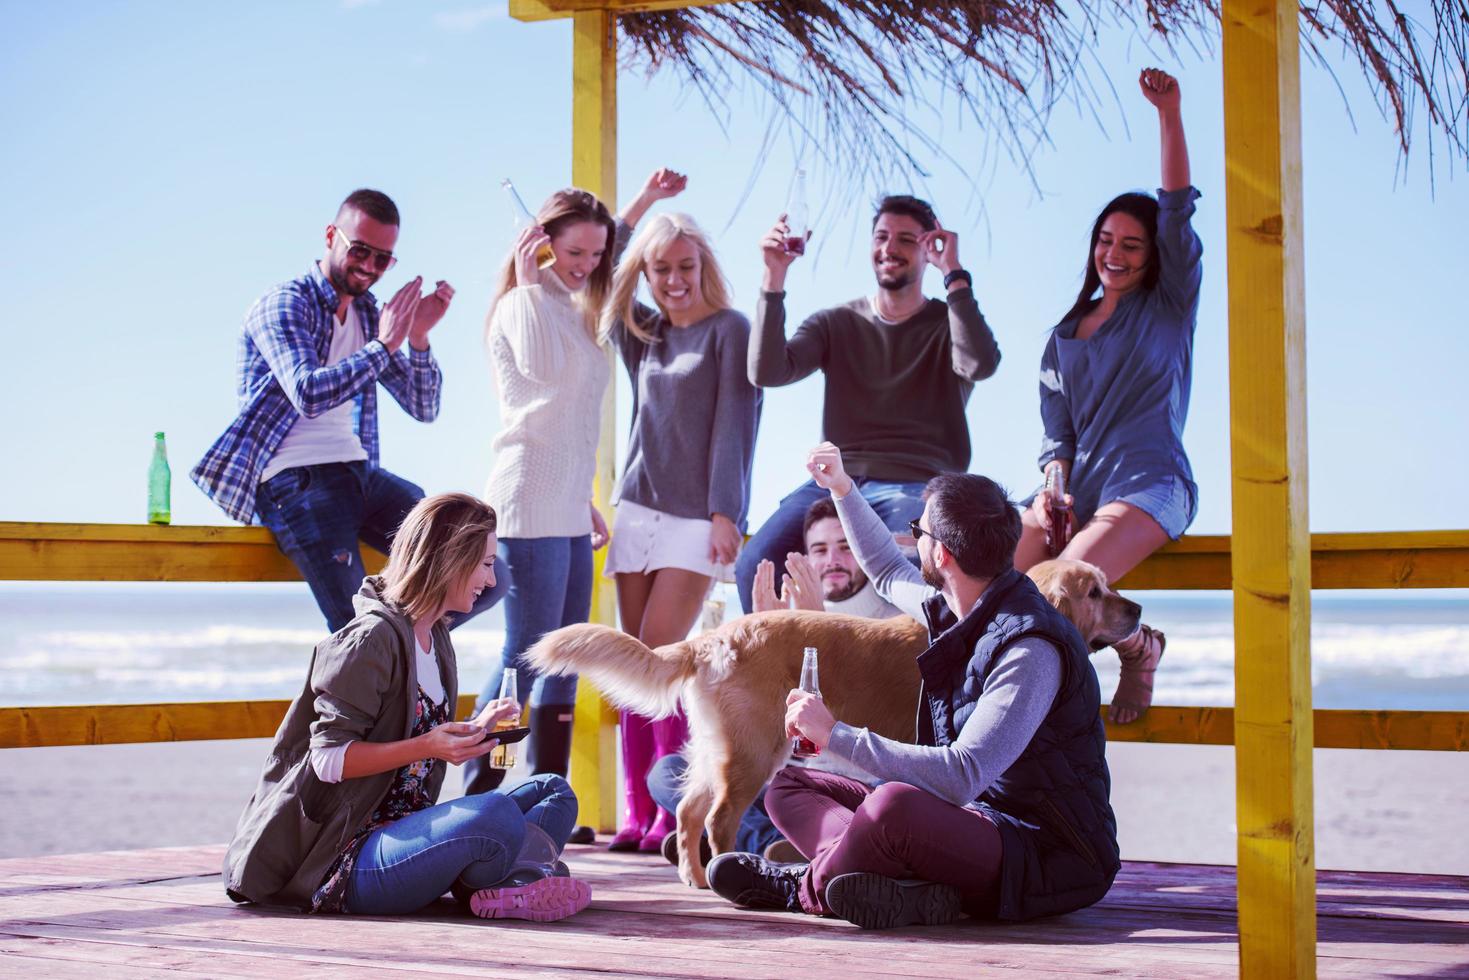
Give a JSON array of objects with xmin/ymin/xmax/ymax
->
[{"xmin": 735, "ymin": 195, "xmax": 1002, "ymax": 612}]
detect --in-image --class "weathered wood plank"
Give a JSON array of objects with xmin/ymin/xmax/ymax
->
[
  {"xmin": 4, "ymin": 701, "xmax": 1466, "ymax": 751},
  {"xmin": 4, "ymin": 521, "xmax": 1466, "ymax": 588}
]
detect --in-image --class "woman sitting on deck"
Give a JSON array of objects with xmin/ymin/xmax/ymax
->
[
  {"xmin": 1016, "ymin": 67, "xmax": 1203, "ymax": 724},
  {"xmin": 224, "ymin": 493, "xmax": 591, "ymax": 922}
]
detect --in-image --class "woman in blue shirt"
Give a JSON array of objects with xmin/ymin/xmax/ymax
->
[{"xmin": 1016, "ymin": 68, "xmax": 1202, "ymax": 724}]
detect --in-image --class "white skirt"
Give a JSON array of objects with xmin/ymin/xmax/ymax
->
[{"xmin": 604, "ymin": 500, "xmax": 734, "ymax": 581}]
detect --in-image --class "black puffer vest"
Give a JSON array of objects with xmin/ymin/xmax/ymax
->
[{"xmin": 917, "ymin": 567, "xmax": 1119, "ymax": 921}]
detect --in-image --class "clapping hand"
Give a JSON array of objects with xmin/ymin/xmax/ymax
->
[
  {"xmin": 409, "ymin": 280, "xmax": 454, "ymax": 350},
  {"xmin": 377, "ymin": 276, "xmax": 423, "ymax": 352}
]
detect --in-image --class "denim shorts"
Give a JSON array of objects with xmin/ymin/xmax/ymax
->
[{"xmin": 1112, "ymin": 475, "xmax": 1196, "ymax": 540}]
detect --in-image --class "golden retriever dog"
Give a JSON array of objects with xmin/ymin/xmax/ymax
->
[{"xmin": 524, "ymin": 558, "xmax": 1140, "ymax": 888}]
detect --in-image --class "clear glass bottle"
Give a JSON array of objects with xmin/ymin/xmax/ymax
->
[
  {"xmin": 502, "ymin": 178, "xmax": 556, "ymax": 269},
  {"xmin": 784, "ymin": 168, "xmax": 810, "ymax": 255},
  {"xmin": 489, "ymin": 668, "xmax": 522, "ymax": 770},
  {"xmin": 792, "ymin": 647, "xmax": 822, "ymax": 758}
]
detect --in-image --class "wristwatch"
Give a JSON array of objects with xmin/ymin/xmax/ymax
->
[{"xmin": 943, "ymin": 268, "xmax": 973, "ymax": 290}]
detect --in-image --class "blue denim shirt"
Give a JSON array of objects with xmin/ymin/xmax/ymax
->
[
  {"xmin": 1037, "ymin": 186, "xmax": 1203, "ymax": 528},
  {"xmin": 192, "ymin": 262, "xmax": 441, "ymax": 523}
]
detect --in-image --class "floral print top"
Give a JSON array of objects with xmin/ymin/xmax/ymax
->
[{"xmin": 311, "ymin": 685, "xmax": 450, "ymax": 913}]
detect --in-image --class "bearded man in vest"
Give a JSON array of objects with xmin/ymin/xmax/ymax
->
[{"xmin": 706, "ymin": 444, "xmax": 1119, "ymax": 929}]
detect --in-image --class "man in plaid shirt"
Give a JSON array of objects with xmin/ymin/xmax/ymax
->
[{"xmin": 192, "ymin": 188, "xmax": 506, "ymax": 631}]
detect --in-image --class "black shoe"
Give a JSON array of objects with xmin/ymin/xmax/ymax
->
[
  {"xmin": 823, "ymin": 872, "xmax": 964, "ymax": 930},
  {"xmin": 567, "ymin": 825, "xmax": 596, "ymax": 845},
  {"xmin": 706, "ymin": 852, "xmax": 807, "ymax": 912},
  {"xmin": 660, "ymin": 830, "xmax": 712, "ymax": 868}
]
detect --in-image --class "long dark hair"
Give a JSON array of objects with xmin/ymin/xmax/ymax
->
[{"xmin": 1061, "ymin": 192, "xmax": 1160, "ymax": 324}]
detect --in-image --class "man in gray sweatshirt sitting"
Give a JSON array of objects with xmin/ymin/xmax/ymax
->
[
  {"xmin": 706, "ymin": 444, "xmax": 1120, "ymax": 930},
  {"xmin": 733, "ymin": 195, "xmax": 1001, "ymax": 614}
]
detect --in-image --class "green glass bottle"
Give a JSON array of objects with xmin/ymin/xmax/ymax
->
[{"xmin": 148, "ymin": 432, "xmax": 171, "ymax": 526}]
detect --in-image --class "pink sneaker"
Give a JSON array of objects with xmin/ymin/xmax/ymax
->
[{"xmin": 468, "ymin": 876, "xmax": 592, "ymax": 922}]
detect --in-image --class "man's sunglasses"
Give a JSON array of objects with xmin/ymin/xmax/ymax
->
[
  {"xmin": 908, "ymin": 519, "xmax": 944, "ymax": 549},
  {"xmin": 332, "ymin": 226, "xmax": 397, "ymax": 272}
]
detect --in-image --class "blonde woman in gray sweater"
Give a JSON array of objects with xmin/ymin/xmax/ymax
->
[{"xmin": 599, "ymin": 179, "xmax": 763, "ymax": 850}]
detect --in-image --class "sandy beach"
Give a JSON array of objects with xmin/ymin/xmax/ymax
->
[{"xmin": 1, "ymin": 739, "xmax": 1464, "ymax": 875}]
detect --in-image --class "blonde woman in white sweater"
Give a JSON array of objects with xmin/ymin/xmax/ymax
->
[{"xmin": 466, "ymin": 188, "xmax": 619, "ymax": 804}]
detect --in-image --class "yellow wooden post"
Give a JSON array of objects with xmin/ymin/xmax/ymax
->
[
  {"xmin": 1222, "ymin": 0, "xmax": 1316, "ymax": 975},
  {"xmin": 568, "ymin": 7, "xmax": 622, "ymax": 833}
]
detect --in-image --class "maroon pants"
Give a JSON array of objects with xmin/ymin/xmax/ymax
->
[{"xmin": 764, "ymin": 766, "xmax": 1004, "ymax": 916}]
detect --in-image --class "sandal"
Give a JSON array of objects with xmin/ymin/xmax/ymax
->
[{"xmin": 1109, "ymin": 624, "xmax": 1165, "ymax": 724}]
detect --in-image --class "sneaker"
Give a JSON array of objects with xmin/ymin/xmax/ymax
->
[
  {"xmin": 706, "ymin": 852, "xmax": 807, "ymax": 912},
  {"xmin": 823, "ymin": 872, "xmax": 963, "ymax": 930},
  {"xmin": 761, "ymin": 839, "xmax": 804, "ymax": 864},
  {"xmin": 660, "ymin": 830, "xmax": 712, "ymax": 868},
  {"xmin": 467, "ymin": 876, "xmax": 592, "ymax": 923}
]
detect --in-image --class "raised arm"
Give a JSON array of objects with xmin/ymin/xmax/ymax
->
[
  {"xmin": 807, "ymin": 442, "xmax": 935, "ymax": 618},
  {"xmin": 1141, "ymin": 68, "xmax": 1190, "ymax": 192},
  {"xmin": 617, "ymin": 167, "xmax": 687, "ymax": 230},
  {"xmin": 921, "ymin": 221, "xmax": 1001, "ymax": 381}
]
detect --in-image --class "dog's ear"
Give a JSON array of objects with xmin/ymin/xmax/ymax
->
[{"xmin": 1037, "ymin": 569, "xmax": 1074, "ymax": 622}]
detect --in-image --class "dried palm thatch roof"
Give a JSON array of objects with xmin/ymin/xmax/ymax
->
[{"xmin": 617, "ymin": 1, "xmax": 1468, "ymax": 189}]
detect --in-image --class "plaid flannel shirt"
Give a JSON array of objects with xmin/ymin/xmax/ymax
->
[{"xmin": 191, "ymin": 262, "xmax": 442, "ymax": 524}]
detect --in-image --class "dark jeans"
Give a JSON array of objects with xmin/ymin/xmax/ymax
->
[
  {"xmin": 475, "ymin": 535, "xmax": 593, "ymax": 711},
  {"xmin": 344, "ymin": 774, "xmax": 578, "ymax": 915},
  {"xmin": 734, "ymin": 477, "xmax": 927, "ymax": 612},
  {"xmin": 255, "ymin": 461, "xmax": 509, "ymax": 633},
  {"xmin": 646, "ymin": 753, "xmax": 785, "ymax": 855},
  {"xmin": 764, "ymin": 767, "xmax": 1003, "ymax": 917}
]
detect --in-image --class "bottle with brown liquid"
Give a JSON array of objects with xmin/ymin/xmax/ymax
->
[
  {"xmin": 502, "ymin": 178, "xmax": 556, "ymax": 270},
  {"xmin": 791, "ymin": 647, "xmax": 822, "ymax": 758},
  {"xmin": 784, "ymin": 169, "xmax": 810, "ymax": 255},
  {"xmin": 1044, "ymin": 465, "xmax": 1072, "ymax": 558}
]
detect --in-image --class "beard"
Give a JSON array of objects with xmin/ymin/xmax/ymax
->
[
  {"xmin": 875, "ymin": 268, "xmax": 917, "ymax": 291},
  {"xmin": 920, "ymin": 551, "xmax": 943, "ymax": 590},
  {"xmin": 327, "ymin": 255, "xmax": 375, "ymax": 297},
  {"xmin": 822, "ymin": 570, "xmax": 867, "ymax": 603}
]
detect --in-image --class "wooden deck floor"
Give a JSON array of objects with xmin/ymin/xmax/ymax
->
[{"xmin": 0, "ymin": 844, "xmax": 1465, "ymax": 978}]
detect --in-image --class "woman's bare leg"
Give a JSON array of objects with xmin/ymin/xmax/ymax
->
[{"xmin": 1060, "ymin": 502, "xmax": 1171, "ymax": 724}]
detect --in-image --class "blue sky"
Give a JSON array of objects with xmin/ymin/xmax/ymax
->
[{"xmin": 2, "ymin": 1, "xmax": 1465, "ymax": 537}]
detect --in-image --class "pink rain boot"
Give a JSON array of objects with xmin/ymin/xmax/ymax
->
[
  {"xmin": 640, "ymin": 710, "xmax": 690, "ymax": 852},
  {"xmin": 609, "ymin": 710, "xmax": 657, "ymax": 851}
]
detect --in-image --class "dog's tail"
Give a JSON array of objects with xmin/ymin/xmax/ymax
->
[{"xmin": 523, "ymin": 623, "xmax": 696, "ymax": 718}]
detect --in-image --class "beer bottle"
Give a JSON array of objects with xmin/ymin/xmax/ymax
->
[
  {"xmin": 784, "ymin": 169, "xmax": 810, "ymax": 255},
  {"xmin": 489, "ymin": 668, "xmax": 522, "ymax": 770},
  {"xmin": 148, "ymin": 432, "xmax": 171, "ymax": 526},
  {"xmin": 791, "ymin": 647, "xmax": 822, "ymax": 758},
  {"xmin": 502, "ymin": 179, "xmax": 556, "ymax": 269},
  {"xmin": 1044, "ymin": 465, "xmax": 1072, "ymax": 558}
]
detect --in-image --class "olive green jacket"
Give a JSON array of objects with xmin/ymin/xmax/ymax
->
[{"xmin": 223, "ymin": 576, "xmax": 457, "ymax": 909}]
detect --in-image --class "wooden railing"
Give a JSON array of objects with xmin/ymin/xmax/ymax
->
[{"xmin": 2, "ymin": 522, "xmax": 1466, "ymax": 751}]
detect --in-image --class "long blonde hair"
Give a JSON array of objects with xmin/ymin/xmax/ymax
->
[
  {"xmin": 381, "ymin": 493, "xmax": 497, "ymax": 624},
  {"xmin": 602, "ymin": 212, "xmax": 733, "ymax": 344},
  {"xmin": 485, "ymin": 187, "xmax": 616, "ymax": 343}
]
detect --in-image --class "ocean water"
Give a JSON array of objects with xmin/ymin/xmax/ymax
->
[{"xmin": 2, "ymin": 583, "xmax": 1466, "ymax": 711}]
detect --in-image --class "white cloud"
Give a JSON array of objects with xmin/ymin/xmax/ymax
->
[{"xmin": 433, "ymin": 4, "xmax": 506, "ymax": 31}]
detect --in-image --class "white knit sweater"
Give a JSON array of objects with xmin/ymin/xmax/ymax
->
[{"xmin": 483, "ymin": 272, "xmax": 611, "ymax": 538}]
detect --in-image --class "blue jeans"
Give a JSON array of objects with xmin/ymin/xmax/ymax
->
[
  {"xmin": 256, "ymin": 461, "xmax": 509, "ymax": 633},
  {"xmin": 344, "ymin": 773, "xmax": 578, "ymax": 915},
  {"xmin": 474, "ymin": 535, "xmax": 592, "ymax": 711},
  {"xmin": 646, "ymin": 753, "xmax": 785, "ymax": 855},
  {"xmin": 735, "ymin": 477, "xmax": 928, "ymax": 613}
]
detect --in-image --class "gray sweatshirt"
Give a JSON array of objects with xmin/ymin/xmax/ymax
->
[
  {"xmin": 607, "ymin": 308, "xmax": 762, "ymax": 530},
  {"xmin": 827, "ymin": 489, "xmax": 1062, "ymax": 808},
  {"xmin": 749, "ymin": 289, "xmax": 1000, "ymax": 482}
]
